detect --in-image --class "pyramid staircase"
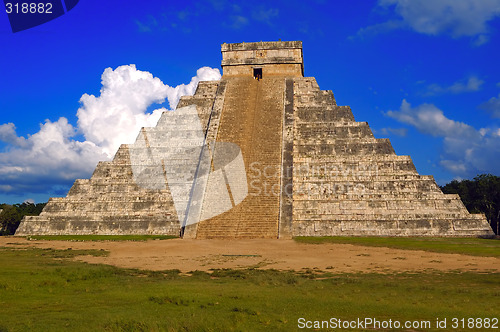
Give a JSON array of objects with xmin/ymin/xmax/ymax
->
[{"xmin": 195, "ymin": 77, "xmax": 284, "ymax": 238}]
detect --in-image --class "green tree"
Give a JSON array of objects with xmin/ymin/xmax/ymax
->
[
  {"xmin": 0, "ymin": 202, "xmax": 46, "ymax": 235},
  {"xmin": 0, "ymin": 205, "xmax": 21, "ymax": 235},
  {"xmin": 441, "ymin": 174, "xmax": 500, "ymax": 235}
]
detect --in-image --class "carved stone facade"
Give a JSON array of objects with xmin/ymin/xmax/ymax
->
[{"xmin": 16, "ymin": 41, "xmax": 494, "ymax": 237}]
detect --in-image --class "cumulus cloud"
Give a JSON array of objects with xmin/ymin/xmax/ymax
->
[
  {"xmin": 76, "ymin": 65, "xmax": 220, "ymax": 157},
  {"xmin": 77, "ymin": 65, "xmax": 170, "ymax": 157},
  {"xmin": 357, "ymin": 0, "xmax": 500, "ymax": 43},
  {"xmin": 164, "ymin": 66, "xmax": 222, "ymax": 110},
  {"xmin": 0, "ymin": 65, "xmax": 221, "ymax": 197},
  {"xmin": 425, "ymin": 76, "xmax": 484, "ymax": 95},
  {"xmin": 385, "ymin": 100, "xmax": 478, "ymax": 138},
  {"xmin": 385, "ymin": 99, "xmax": 500, "ymax": 177},
  {"xmin": 479, "ymin": 93, "xmax": 500, "ymax": 118},
  {"xmin": 0, "ymin": 118, "xmax": 106, "ymax": 195},
  {"xmin": 0, "ymin": 123, "xmax": 29, "ymax": 148}
]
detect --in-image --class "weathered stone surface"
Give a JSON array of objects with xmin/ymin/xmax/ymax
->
[
  {"xmin": 290, "ymin": 76, "xmax": 493, "ymax": 237},
  {"xmin": 194, "ymin": 77, "xmax": 284, "ymax": 239},
  {"xmin": 15, "ymin": 82, "xmax": 221, "ymax": 236},
  {"xmin": 16, "ymin": 41, "xmax": 495, "ymax": 238},
  {"xmin": 221, "ymin": 41, "xmax": 303, "ymax": 77}
]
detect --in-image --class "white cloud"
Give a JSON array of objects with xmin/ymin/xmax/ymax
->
[
  {"xmin": 425, "ymin": 76, "xmax": 484, "ymax": 95},
  {"xmin": 357, "ymin": 0, "xmax": 500, "ymax": 42},
  {"xmin": 439, "ymin": 160, "xmax": 468, "ymax": 174},
  {"xmin": 0, "ymin": 123, "xmax": 29, "ymax": 148},
  {"xmin": 0, "ymin": 185, "xmax": 13, "ymax": 192},
  {"xmin": 385, "ymin": 99, "xmax": 500, "ymax": 176},
  {"xmin": 0, "ymin": 65, "xmax": 221, "ymax": 197},
  {"xmin": 384, "ymin": 100, "xmax": 478, "ymax": 138},
  {"xmin": 228, "ymin": 15, "xmax": 249, "ymax": 29},
  {"xmin": 252, "ymin": 7, "xmax": 279, "ymax": 25},
  {"xmin": 134, "ymin": 16, "xmax": 158, "ymax": 33},
  {"xmin": 479, "ymin": 93, "xmax": 500, "ymax": 118},
  {"xmin": 473, "ymin": 34, "xmax": 490, "ymax": 46},
  {"xmin": 380, "ymin": 0, "xmax": 500, "ymax": 37},
  {"xmin": 77, "ymin": 65, "xmax": 221, "ymax": 157},
  {"xmin": 77, "ymin": 64, "xmax": 170, "ymax": 157},
  {"xmin": 377, "ymin": 127, "xmax": 408, "ymax": 136},
  {"xmin": 164, "ymin": 66, "xmax": 222, "ymax": 110},
  {"xmin": 448, "ymin": 77, "xmax": 484, "ymax": 93},
  {"xmin": 0, "ymin": 117, "xmax": 106, "ymax": 195},
  {"xmin": 353, "ymin": 20, "xmax": 405, "ymax": 39}
]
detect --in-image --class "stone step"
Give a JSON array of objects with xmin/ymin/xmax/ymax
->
[
  {"xmin": 195, "ymin": 77, "xmax": 283, "ymax": 239},
  {"xmin": 296, "ymin": 122, "xmax": 374, "ymax": 141},
  {"xmin": 296, "ymin": 106, "xmax": 356, "ymax": 122},
  {"xmin": 295, "ymin": 138, "xmax": 395, "ymax": 156}
]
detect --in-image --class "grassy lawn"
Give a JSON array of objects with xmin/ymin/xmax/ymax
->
[
  {"xmin": 294, "ymin": 236, "xmax": 500, "ymax": 258},
  {"xmin": 21, "ymin": 235, "xmax": 177, "ymax": 242},
  {"xmin": 0, "ymin": 246, "xmax": 499, "ymax": 331}
]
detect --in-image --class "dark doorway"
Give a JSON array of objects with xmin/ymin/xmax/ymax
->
[{"xmin": 253, "ymin": 68, "xmax": 262, "ymax": 80}]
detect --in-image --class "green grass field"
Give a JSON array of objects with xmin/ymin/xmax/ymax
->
[
  {"xmin": 294, "ymin": 236, "xmax": 500, "ymax": 258},
  {"xmin": 0, "ymin": 241, "xmax": 499, "ymax": 331}
]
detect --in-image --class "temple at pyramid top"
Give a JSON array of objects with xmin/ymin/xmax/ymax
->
[{"xmin": 221, "ymin": 41, "xmax": 304, "ymax": 77}]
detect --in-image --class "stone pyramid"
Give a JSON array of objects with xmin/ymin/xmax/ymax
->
[{"xmin": 16, "ymin": 41, "xmax": 494, "ymax": 238}]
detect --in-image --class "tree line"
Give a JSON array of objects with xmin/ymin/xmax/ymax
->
[
  {"xmin": 0, "ymin": 202, "xmax": 46, "ymax": 235},
  {"xmin": 0, "ymin": 174, "xmax": 499, "ymax": 235},
  {"xmin": 440, "ymin": 174, "xmax": 499, "ymax": 235}
]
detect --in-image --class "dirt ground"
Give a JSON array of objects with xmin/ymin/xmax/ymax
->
[{"xmin": 2, "ymin": 237, "xmax": 498, "ymax": 274}]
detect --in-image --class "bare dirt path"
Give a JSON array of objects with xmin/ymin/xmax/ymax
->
[{"xmin": 1, "ymin": 237, "xmax": 498, "ymax": 274}]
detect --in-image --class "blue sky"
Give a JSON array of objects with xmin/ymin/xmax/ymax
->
[{"xmin": 1, "ymin": 0, "xmax": 500, "ymax": 204}]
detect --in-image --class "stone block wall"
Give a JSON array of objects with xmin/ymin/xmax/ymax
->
[
  {"xmin": 290, "ymin": 77, "xmax": 494, "ymax": 237},
  {"xmin": 221, "ymin": 41, "xmax": 303, "ymax": 77},
  {"xmin": 15, "ymin": 82, "xmax": 221, "ymax": 236}
]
